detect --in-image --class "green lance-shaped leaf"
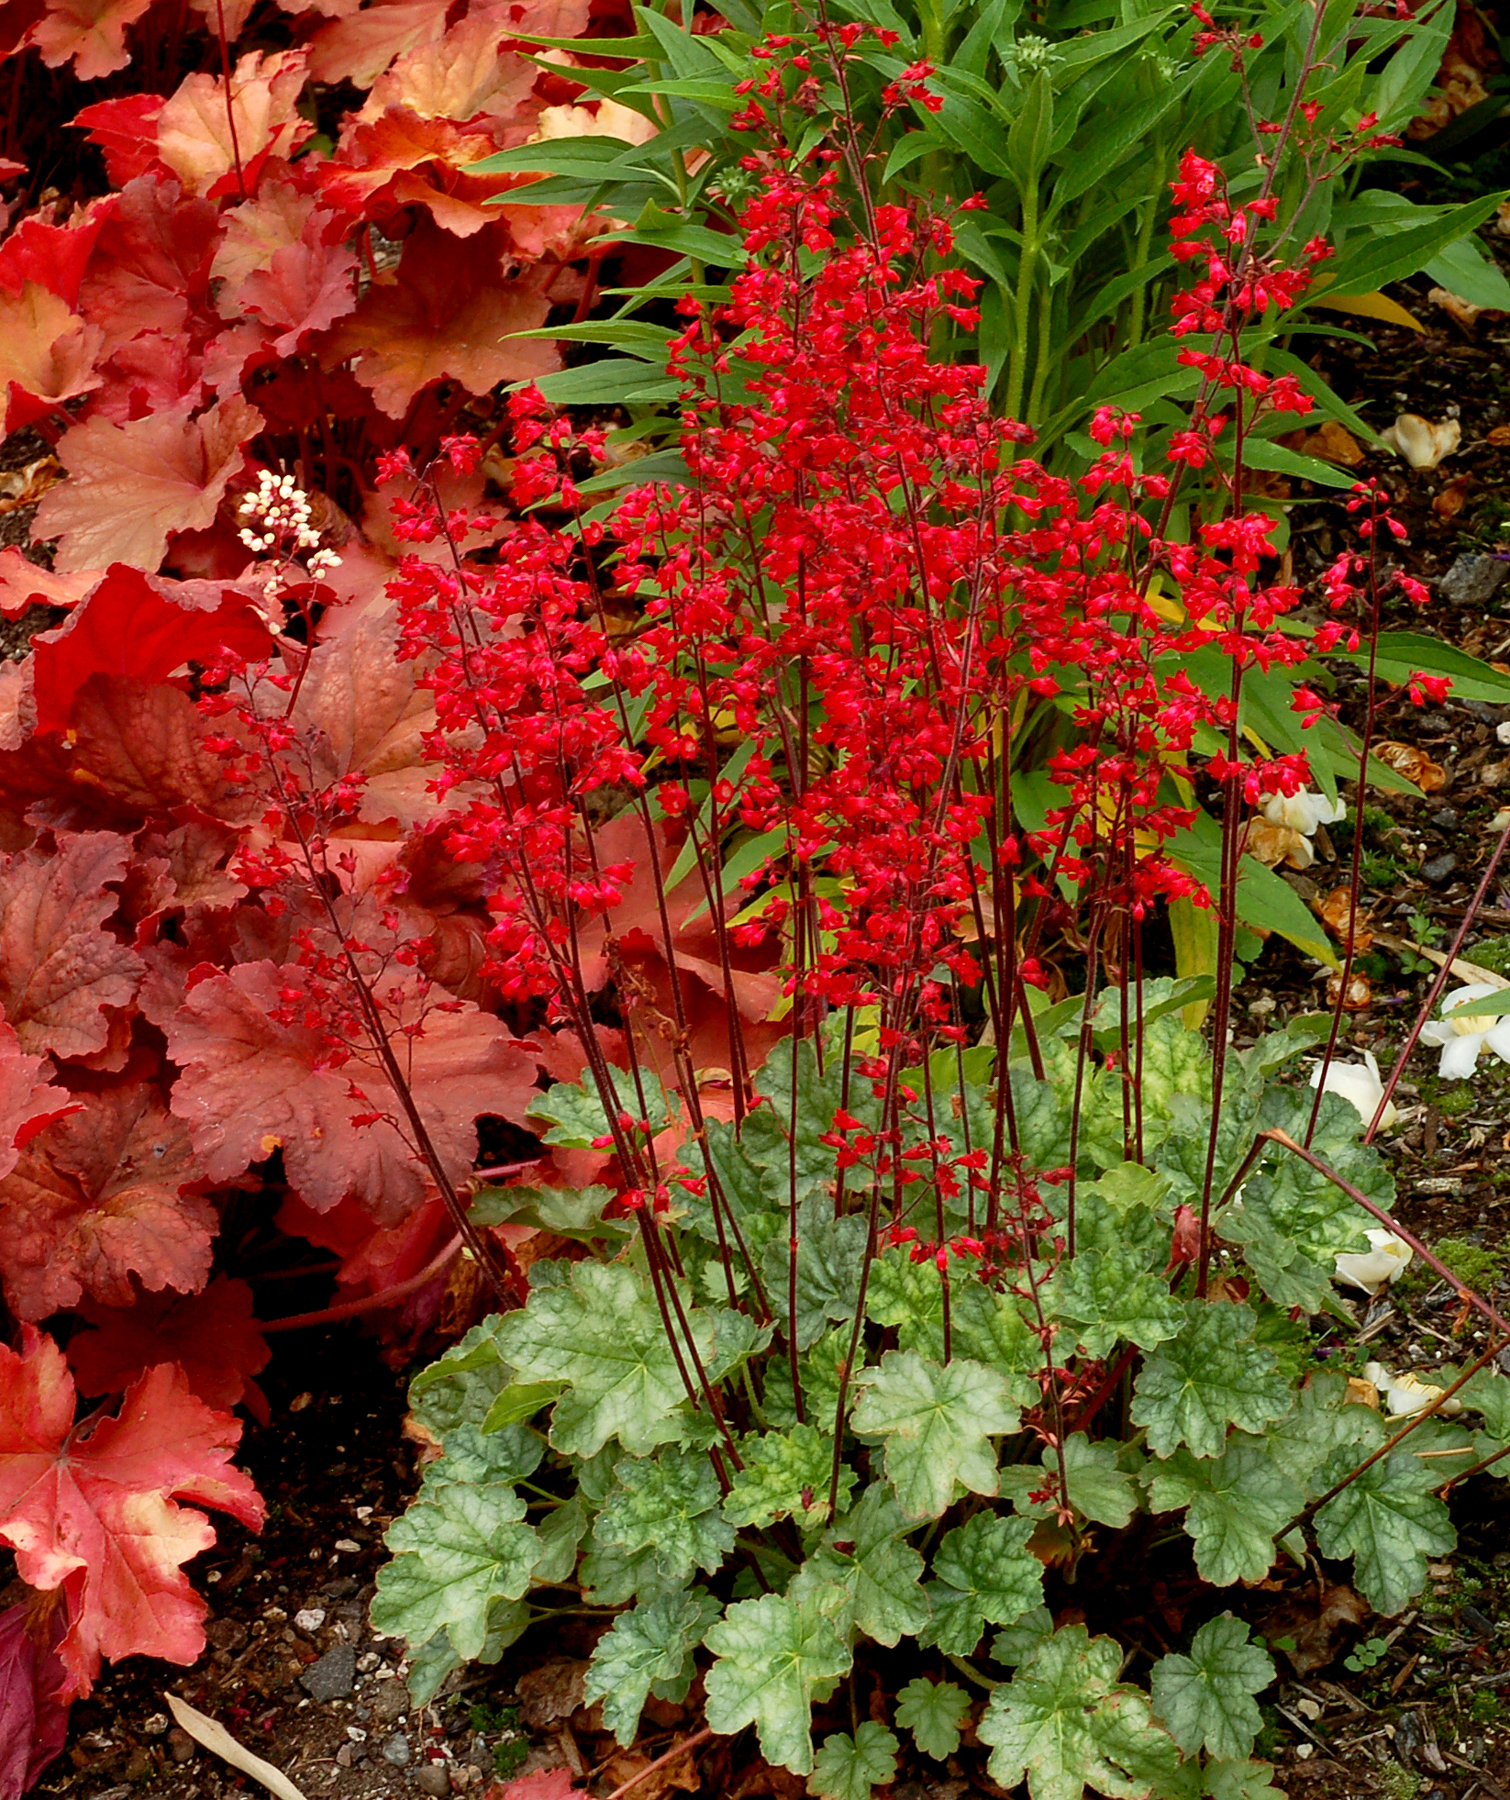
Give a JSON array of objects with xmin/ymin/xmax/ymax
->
[
  {"xmin": 584, "ymin": 1588, "xmax": 722, "ymax": 1747},
  {"xmin": 788, "ymin": 1483, "xmax": 930, "ymax": 1647},
  {"xmin": 850, "ymin": 1350, "xmax": 1019, "ymax": 1520},
  {"xmin": 809, "ymin": 1723, "xmax": 899, "ymax": 1800},
  {"xmin": 1314, "ymin": 1446, "xmax": 1457, "ymax": 1616},
  {"xmin": 978, "ymin": 1625, "xmax": 1183, "ymax": 1800},
  {"xmin": 895, "ymin": 1677, "xmax": 972, "ymax": 1761},
  {"xmin": 371, "ymin": 1482, "xmax": 540, "ymax": 1661},
  {"xmin": 703, "ymin": 1593, "xmax": 852, "ymax": 1776},
  {"xmin": 594, "ymin": 1446, "xmax": 735, "ymax": 1589},
  {"xmin": 922, "ymin": 1512, "xmax": 1045, "ymax": 1656},
  {"xmin": 723, "ymin": 1422, "xmax": 856, "ymax": 1530},
  {"xmin": 496, "ymin": 1260, "xmax": 752, "ymax": 1458},
  {"xmin": 1150, "ymin": 1614, "xmax": 1274, "ymax": 1762},
  {"xmin": 1049, "ymin": 1242, "xmax": 1186, "ymax": 1358},
  {"xmin": 1147, "ymin": 1439, "xmax": 1304, "ymax": 1587},
  {"xmin": 1130, "ymin": 1301, "xmax": 1291, "ymax": 1459}
]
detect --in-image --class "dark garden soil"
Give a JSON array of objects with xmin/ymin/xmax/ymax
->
[{"xmin": 15, "ymin": 199, "xmax": 1510, "ymax": 1800}]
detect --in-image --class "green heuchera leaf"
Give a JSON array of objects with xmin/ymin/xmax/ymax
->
[
  {"xmin": 763, "ymin": 1328, "xmax": 855, "ymax": 1432},
  {"xmin": 372, "ymin": 1482, "xmax": 540, "ymax": 1661},
  {"xmin": 1130, "ymin": 1302, "xmax": 1291, "ymax": 1459},
  {"xmin": 1314, "ymin": 1446, "xmax": 1456, "ymax": 1615},
  {"xmin": 584, "ymin": 1588, "xmax": 722, "ymax": 1746},
  {"xmin": 496, "ymin": 1260, "xmax": 755, "ymax": 1457},
  {"xmin": 1049, "ymin": 1243, "xmax": 1185, "ymax": 1358},
  {"xmin": 529, "ymin": 1070, "xmax": 673, "ymax": 1147},
  {"xmin": 788, "ymin": 1483, "xmax": 930, "ymax": 1647},
  {"xmin": 595, "ymin": 1446, "xmax": 735, "ymax": 1588},
  {"xmin": 1203, "ymin": 1759, "xmax": 1286, "ymax": 1800},
  {"xmin": 990, "ymin": 1605, "xmax": 1055, "ymax": 1669},
  {"xmin": 866, "ymin": 1253, "xmax": 1039, "ymax": 1375},
  {"xmin": 1262, "ymin": 1370, "xmax": 1382, "ymax": 1493},
  {"xmin": 404, "ymin": 1599, "xmax": 530, "ymax": 1707},
  {"xmin": 1004, "ymin": 1433, "xmax": 1141, "ymax": 1528},
  {"xmin": 1147, "ymin": 1439, "xmax": 1304, "ymax": 1587},
  {"xmin": 421, "ymin": 1422, "xmax": 542, "ymax": 1489},
  {"xmin": 408, "ymin": 1314, "xmax": 511, "ymax": 1435},
  {"xmin": 923, "ymin": 1512, "xmax": 1044, "ymax": 1656},
  {"xmin": 531, "ymin": 1497, "xmax": 587, "ymax": 1586},
  {"xmin": 1150, "ymin": 1614, "xmax": 1273, "ymax": 1761},
  {"xmin": 850, "ymin": 1350, "xmax": 1018, "ymax": 1520},
  {"xmin": 703, "ymin": 1593, "xmax": 852, "ymax": 1776},
  {"xmin": 762, "ymin": 1196, "xmax": 867, "ymax": 1350},
  {"xmin": 978, "ymin": 1624, "xmax": 1183, "ymax": 1800},
  {"xmin": 809, "ymin": 1723, "xmax": 898, "ymax": 1800},
  {"xmin": 895, "ymin": 1677, "xmax": 972, "ymax": 1761},
  {"xmin": 724, "ymin": 1422, "xmax": 856, "ymax": 1529}
]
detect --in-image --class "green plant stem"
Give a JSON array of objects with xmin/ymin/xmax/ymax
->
[
  {"xmin": 1125, "ymin": 152, "xmax": 1165, "ymax": 349},
  {"xmin": 944, "ymin": 1654, "xmax": 1000, "ymax": 1690},
  {"xmin": 1004, "ymin": 183, "xmax": 1040, "ymax": 426}
]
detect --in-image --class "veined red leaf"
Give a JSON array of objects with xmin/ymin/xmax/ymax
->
[
  {"xmin": 69, "ymin": 1275, "xmax": 270, "ymax": 1418},
  {"xmin": 0, "ymin": 832, "xmax": 143, "ymax": 1060},
  {"xmin": 0, "ymin": 1599, "xmax": 70, "ymax": 1800},
  {"xmin": 0, "ymin": 1051, "xmax": 213, "ymax": 1321},
  {"xmin": 0, "ymin": 1327, "xmax": 264, "ymax": 1697}
]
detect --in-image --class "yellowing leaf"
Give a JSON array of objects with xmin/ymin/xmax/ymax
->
[{"xmin": 1309, "ymin": 290, "xmax": 1424, "ymax": 333}]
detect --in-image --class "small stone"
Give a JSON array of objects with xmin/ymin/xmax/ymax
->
[
  {"xmin": 323, "ymin": 1575, "xmax": 360, "ymax": 1599},
  {"xmin": 300, "ymin": 1643, "xmax": 358, "ymax": 1702},
  {"xmin": 205, "ymin": 1618, "xmax": 248, "ymax": 1654},
  {"xmin": 336, "ymin": 1746, "xmax": 356, "ymax": 1770},
  {"xmin": 333, "ymin": 1538, "xmax": 361, "ymax": 1554},
  {"xmin": 141, "ymin": 1714, "xmax": 169, "ymax": 1737},
  {"xmin": 1422, "ymin": 852, "xmax": 1457, "ymax": 885},
  {"xmin": 168, "ymin": 1730, "xmax": 196, "ymax": 1764},
  {"xmin": 372, "ymin": 1681, "xmax": 409, "ymax": 1722},
  {"xmin": 357, "ymin": 1651, "xmax": 382, "ymax": 1673},
  {"xmin": 1429, "ymin": 807, "xmax": 1459, "ymax": 831},
  {"xmin": 1439, "ymin": 553, "xmax": 1510, "ymax": 609},
  {"xmin": 382, "ymin": 1732, "xmax": 413, "ymax": 1768},
  {"xmin": 414, "ymin": 1766, "xmax": 451, "ymax": 1797},
  {"xmin": 294, "ymin": 1608, "xmax": 326, "ymax": 1633}
]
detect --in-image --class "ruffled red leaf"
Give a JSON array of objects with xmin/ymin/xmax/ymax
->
[
  {"xmin": 0, "ymin": 1020, "xmax": 80, "ymax": 1184},
  {"xmin": 0, "ymin": 1327, "xmax": 264, "ymax": 1697},
  {"xmin": 164, "ymin": 958, "xmax": 538, "ymax": 1221},
  {"xmin": 0, "ymin": 1599, "xmax": 69, "ymax": 1800},
  {"xmin": 68, "ymin": 1275, "xmax": 270, "ymax": 1417},
  {"xmin": 30, "ymin": 396, "xmax": 262, "ymax": 574},
  {"xmin": 29, "ymin": 563, "xmax": 272, "ymax": 736},
  {"xmin": 0, "ymin": 1052, "xmax": 213, "ymax": 1321},
  {"xmin": 29, "ymin": 0, "xmax": 155, "ymax": 81},
  {"xmin": 0, "ymin": 832, "xmax": 143, "ymax": 1060}
]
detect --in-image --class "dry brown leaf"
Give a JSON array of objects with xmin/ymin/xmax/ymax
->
[
  {"xmin": 516, "ymin": 1659, "xmax": 589, "ymax": 1730},
  {"xmin": 164, "ymin": 1694, "xmax": 308, "ymax": 1800},
  {"xmin": 1261, "ymin": 1583, "xmax": 1371, "ymax": 1675},
  {"xmin": 1488, "ymin": 423, "xmax": 1510, "ymax": 446},
  {"xmin": 596, "ymin": 1745, "xmax": 700, "ymax": 1800},
  {"xmin": 1298, "ymin": 419, "xmax": 1366, "ymax": 467},
  {"xmin": 1345, "ymin": 1377, "xmax": 1381, "ymax": 1409},
  {"xmin": 1433, "ymin": 473, "xmax": 1472, "ymax": 522},
  {"xmin": 1325, "ymin": 970, "xmax": 1373, "ymax": 1011},
  {"xmin": 0, "ymin": 457, "xmax": 61, "ymax": 516},
  {"xmin": 1373, "ymin": 740, "xmax": 1447, "ymax": 793},
  {"xmin": 1428, "ymin": 286, "xmax": 1485, "ymax": 326},
  {"xmin": 1242, "ymin": 816, "xmax": 1314, "ymax": 870},
  {"xmin": 1316, "ymin": 887, "xmax": 1375, "ymax": 953}
]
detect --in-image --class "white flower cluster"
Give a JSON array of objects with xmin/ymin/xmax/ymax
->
[{"xmin": 236, "ymin": 468, "xmax": 342, "ymax": 589}]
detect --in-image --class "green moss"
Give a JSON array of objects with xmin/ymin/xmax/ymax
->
[
  {"xmin": 1471, "ymin": 935, "xmax": 1510, "ymax": 976},
  {"xmin": 1398, "ymin": 1235, "xmax": 1503, "ymax": 1300}
]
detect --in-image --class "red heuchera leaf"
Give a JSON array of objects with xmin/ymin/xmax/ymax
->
[
  {"xmin": 353, "ymin": 13, "xmax": 540, "ymax": 127},
  {"xmin": 306, "ymin": 0, "xmax": 450, "ymax": 88},
  {"xmin": 0, "ymin": 549, "xmax": 96, "ymax": 620},
  {"xmin": 163, "ymin": 958, "xmax": 539, "ymax": 1221},
  {"xmin": 325, "ymin": 113, "xmax": 519, "ymax": 239},
  {"xmin": 0, "ymin": 832, "xmax": 143, "ymax": 1059},
  {"xmin": 0, "ymin": 1326, "xmax": 265, "ymax": 1697},
  {"xmin": 0, "ymin": 213, "xmax": 109, "ymax": 310},
  {"xmin": 28, "ymin": 0, "xmax": 155, "ymax": 81},
  {"xmin": 489, "ymin": 1770, "xmax": 579, "ymax": 1800},
  {"xmin": 155, "ymin": 52, "xmax": 313, "ymax": 199},
  {"xmin": 77, "ymin": 177, "xmax": 220, "ymax": 356},
  {"xmin": 0, "ymin": 1020, "xmax": 80, "ymax": 1184},
  {"xmin": 68, "ymin": 1275, "xmax": 270, "ymax": 1418},
  {"xmin": 0, "ymin": 283, "xmax": 104, "ymax": 434},
  {"xmin": 71, "ymin": 94, "xmax": 168, "ymax": 188},
  {"xmin": 30, "ymin": 396, "xmax": 263, "ymax": 574},
  {"xmin": 0, "ymin": 1052, "xmax": 213, "ymax": 1321},
  {"xmin": 0, "ymin": 1599, "xmax": 70, "ymax": 1800},
  {"xmin": 322, "ymin": 219, "xmax": 558, "ymax": 416},
  {"xmin": 29, "ymin": 564, "xmax": 273, "ymax": 736}
]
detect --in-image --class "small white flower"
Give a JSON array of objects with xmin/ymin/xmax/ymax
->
[
  {"xmin": 1260, "ymin": 789, "xmax": 1347, "ymax": 836},
  {"xmin": 1309, "ymin": 1050, "xmax": 1397, "ymax": 1132},
  {"xmin": 1335, "ymin": 1227, "xmax": 1412, "ymax": 1293},
  {"xmin": 1418, "ymin": 982, "xmax": 1510, "ymax": 1080},
  {"xmin": 1362, "ymin": 1361, "xmax": 1462, "ymax": 1417}
]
